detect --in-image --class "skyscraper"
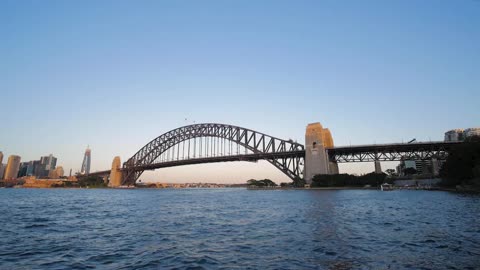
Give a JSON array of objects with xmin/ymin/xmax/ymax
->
[
  {"xmin": 26, "ymin": 160, "xmax": 41, "ymax": 176},
  {"xmin": 0, "ymin": 151, "xmax": 3, "ymax": 179},
  {"xmin": 17, "ymin": 162, "xmax": 29, "ymax": 177},
  {"xmin": 81, "ymin": 147, "xmax": 91, "ymax": 175},
  {"xmin": 40, "ymin": 154, "xmax": 57, "ymax": 171},
  {"xmin": 4, "ymin": 155, "xmax": 21, "ymax": 180},
  {"xmin": 0, "ymin": 165, "xmax": 5, "ymax": 180},
  {"xmin": 36, "ymin": 154, "xmax": 57, "ymax": 178}
]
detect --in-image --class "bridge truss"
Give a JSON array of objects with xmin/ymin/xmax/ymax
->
[
  {"xmin": 327, "ymin": 142, "xmax": 459, "ymax": 163},
  {"xmin": 122, "ymin": 123, "xmax": 305, "ymax": 185}
]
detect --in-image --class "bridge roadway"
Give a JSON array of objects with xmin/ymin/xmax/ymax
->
[
  {"xmin": 328, "ymin": 141, "xmax": 460, "ymax": 163},
  {"xmin": 85, "ymin": 141, "xmax": 459, "ymax": 178},
  {"xmin": 86, "ymin": 151, "xmax": 304, "ymax": 177}
]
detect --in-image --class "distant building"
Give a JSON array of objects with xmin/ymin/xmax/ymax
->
[
  {"xmin": 17, "ymin": 162, "xmax": 30, "ymax": 177},
  {"xmin": 81, "ymin": 147, "xmax": 91, "ymax": 175},
  {"xmin": 48, "ymin": 166, "xmax": 64, "ymax": 178},
  {"xmin": 0, "ymin": 152, "xmax": 3, "ymax": 179},
  {"xmin": 56, "ymin": 166, "xmax": 64, "ymax": 177},
  {"xmin": 35, "ymin": 154, "xmax": 57, "ymax": 178},
  {"xmin": 444, "ymin": 129, "xmax": 464, "ymax": 142},
  {"xmin": 0, "ymin": 163, "xmax": 6, "ymax": 180},
  {"xmin": 396, "ymin": 159, "xmax": 444, "ymax": 177},
  {"xmin": 4, "ymin": 155, "xmax": 21, "ymax": 180},
  {"xmin": 26, "ymin": 160, "xmax": 41, "ymax": 176},
  {"xmin": 445, "ymin": 127, "xmax": 480, "ymax": 142},
  {"xmin": 41, "ymin": 154, "xmax": 57, "ymax": 171},
  {"xmin": 464, "ymin": 128, "xmax": 480, "ymax": 138}
]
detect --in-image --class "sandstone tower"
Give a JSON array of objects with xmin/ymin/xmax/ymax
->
[
  {"xmin": 109, "ymin": 156, "xmax": 123, "ymax": 187},
  {"xmin": 305, "ymin": 123, "xmax": 338, "ymax": 184}
]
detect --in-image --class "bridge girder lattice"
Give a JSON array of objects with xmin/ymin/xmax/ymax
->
[{"xmin": 122, "ymin": 123, "xmax": 305, "ymax": 185}]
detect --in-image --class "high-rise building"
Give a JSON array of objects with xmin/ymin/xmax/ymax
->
[
  {"xmin": 40, "ymin": 154, "xmax": 57, "ymax": 171},
  {"xmin": 35, "ymin": 154, "xmax": 57, "ymax": 178},
  {"xmin": 17, "ymin": 162, "xmax": 29, "ymax": 177},
  {"xmin": 48, "ymin": 166, "xmax": 64, "ymax": 178},
  {"xmin": 4, "ymin": 155, "xmax": 21, "ymax": 180},
  {"xmin": 26, "ymin": 160, "xmax": 41, "ymax": 176},
  {"xmin": 0, "ymin": 164, "xmax": 5, "ymax": 180},
  {"xmin": 81, "ymin": 147, "xmax": 91, "ymax": 175},
  {"xmin": 0, "ymin": 151, "xmax": 3, "ymax": 179},
  {"xmin": 444, "ymin": 129, "xmax": 464, "ymax": 142}
]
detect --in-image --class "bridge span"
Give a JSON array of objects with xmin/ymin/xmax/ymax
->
[{"xmin": 82, "ymin": 122, "xmax": 459, "ymax": 187}]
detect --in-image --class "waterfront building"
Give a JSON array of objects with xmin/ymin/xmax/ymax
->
[
  {"xmin": 444, "ymin": 129, "xmax": 464, "ymax": 142},
  {"xmin": 36, "ymin": 154, "xmax": 57, "ymax": 178},
  {"xmin": 48, "ymin": 166, "xmax": 65, "ymax": 178},
  {"xmin": 464, "ymin": 128, "xmax": 480, "ymax": 138},
  {"xmin": 81, "ymin": 147, "xmax": 91, "ymax": 175},
  {"xmin": 56, "ymin": 166, "xmax": 64, "ymax": 177},
  {"xmin": 396, "ymin": 159, "xmax": 444, "ymax": 176},
  {"xmin": 0, "ymin": 163, "xmax": 5, "ymax": 180},
  {"xmin": 26, "ymin": 160, "xmax": 41, "ymax": 176},
  {"xmin": 40, "ymin": 154, "xmax": 57, "ymax": 171},
  {"xmin": 17, "ymin": 162, "xmax": 29, "ymax": 177},
  {"xmin": 4, "ymin": 155, "xmax": 21, "ymax": 180},
  {"xmin": 445, "ymin": 127, "xmax": 480, "ymax": 142},
  {"xmin": 0, "ymin": 152, "xmax": 3, "ymax": 179}
]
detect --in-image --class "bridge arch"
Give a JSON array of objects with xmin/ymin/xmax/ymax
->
[{"xmin": 122, "ymin": 123, "xmax": 305, "ymax": 185}]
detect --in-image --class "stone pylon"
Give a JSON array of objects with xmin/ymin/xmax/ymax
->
[
  {"xmin": 108, "ymin": 156, "xmax": 123, "ymax": 187},
  {"xmin": 305, "ymin": 122, "xmax": 338, "ymax": 184},
  {"xmin": 374, "ymin": 160, "xmax": 382, "ymax": 174}
]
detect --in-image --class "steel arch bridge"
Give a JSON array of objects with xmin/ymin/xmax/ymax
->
[{"xmin": 121, "ymin": 123, "xmax": 305, "ymax": 186}]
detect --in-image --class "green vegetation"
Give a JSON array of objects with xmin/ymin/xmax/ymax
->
[
  {"xmin": 293, "ymin": 177, "xmax": 306, "ymax": 187},
  {"xmin": 385, "ymin": 169, "xmax": 397, "ymax": 178},
  {"xmin": 247, "ymin": 179, "xmax": 277, "ymax": 187},
  {"xmin": 440, "ymin": 136, "xmax": 480, "ymax": 187},
  {"xmin": 77, "ymin": 176, "xmax": 107, "ymax": 188},
  {"xmin": 311, "ymin": 172, "xmax": 387, "ymax": 187}
]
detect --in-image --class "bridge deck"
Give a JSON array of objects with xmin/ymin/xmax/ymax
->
[
  {"xmin": 85, "ymin": 151, "xmax": 305, "ymax": 177},
  {"xmin": 84, "ymin": 141, "xmax": 461, "ymax": 177},
  {"xmin": 327, "ymin": 141, "xmax": 459, "ymax": 162},
  {"xmin": 130, "ymin": 151, "xmax": 305, "ymax": 172},
  {"xmin": 328, "ymin": 141, "xmax": 459, "ymax": 152}
]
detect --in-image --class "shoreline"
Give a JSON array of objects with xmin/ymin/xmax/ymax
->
[
  {"xmin": 247, "ymin": 186, "xmax": 379, "ymax": 190},
  {"xmin": 2, "ymin": 186, "xmax": 479, "ymax": 193}
]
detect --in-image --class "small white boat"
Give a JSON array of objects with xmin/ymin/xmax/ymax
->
[{"xmin": 380, "ymin": 183, "xmax": 394, "ymax": 191}]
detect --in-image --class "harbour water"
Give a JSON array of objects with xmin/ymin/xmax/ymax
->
[{"xmin": 0, "ymin": 188, "xmax": 479, "ymax": 269}]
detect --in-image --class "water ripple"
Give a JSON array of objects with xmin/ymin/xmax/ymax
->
[{"xmin": 0, "ymin": 189, "xmax": 479, "ymax": 269}]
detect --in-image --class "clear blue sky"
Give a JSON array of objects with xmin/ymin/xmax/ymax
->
[{"xmin": 1, "ymin": 0, "xmax": 479, "ymax": 183}]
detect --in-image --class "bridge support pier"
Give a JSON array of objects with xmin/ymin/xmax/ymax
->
[
  {"xmin": 432, "ymin": 158, "xmax": 440, "ymax": 176},
  {"xmin": 108, "ymin": 156, "xmax": 123, "ymax": 187},
  {"xmin": 305, "ymin": 123, "xmax": 338, "ymax": 184},
  {"xmin": 374, "ymin": 160, "xmax": 382, "ymax": 174}
]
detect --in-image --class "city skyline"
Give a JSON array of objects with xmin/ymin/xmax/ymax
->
[{"xmin": 1, "ymin": 1, "xmax": 479, "ymax": 183}]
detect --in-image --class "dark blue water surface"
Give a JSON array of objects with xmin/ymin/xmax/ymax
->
[{"xmin": 0, "ymin": 189, "xmax": 479, "ymax": 269}]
